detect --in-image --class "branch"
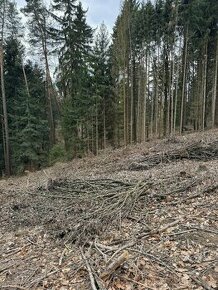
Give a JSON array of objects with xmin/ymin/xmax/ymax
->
[
  {"xmin": 80, "ymin": 248, "xmax": 98, "ymax": 290},
  {"xmin": 100, "ymin": 250, "xmax": 129, "ymax": 281}
]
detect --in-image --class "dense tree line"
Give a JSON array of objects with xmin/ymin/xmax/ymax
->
[
  {"xmin": 0, "ymin": 0, "xmax": 217, "ymax": 176},
  {"xmin": 112, "ymin": 0, "xmax": 218, "ymax": 144}
]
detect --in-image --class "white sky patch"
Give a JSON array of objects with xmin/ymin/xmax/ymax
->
[
  {"xmin": 15, "ymin": 0, "xmax": 121, "ymax": 76},
  {"xmin": 82, "ymin": 0, "xmax": 121, "ymax": 32},
  {"xmin": 16, "ymin": 0, "xmax": 121, "ymax": 32}
]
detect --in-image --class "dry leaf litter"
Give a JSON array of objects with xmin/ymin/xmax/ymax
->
[{"xmin": 0, "ymin": 129, "xmax": 218, "ymax": 290}]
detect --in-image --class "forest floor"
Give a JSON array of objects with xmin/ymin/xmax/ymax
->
[{"xmin": 0, "ymin": 129, "xmax": 218, "ymax": 290}]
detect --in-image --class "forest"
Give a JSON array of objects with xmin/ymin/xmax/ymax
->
[
  {"xmin": 0, "ymin": 0, "xmax": 218, "ymax": 176},
  {"xmin": 0, "ymin": 1, "xmax": 218, "ymax": 289}
]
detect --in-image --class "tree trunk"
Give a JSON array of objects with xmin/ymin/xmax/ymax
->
[
  {"xmin": 103, "ymin": 99, "xmax": 106, "ymax": 149},
  {"xmin": 142, "ymin": 49, "xmax": 148, "ymax": 142},
  {"xmin": 123, "ymin": 75, "xmax": 128, "ymax": 145},
  {"xmin": 130, "ymin": 52, "xmax": 136, "ymax": 143},
  {"xmin": 44, "ymin": 44, "xmax": 55, "ymax": 145},
  {"xmin": 202, "ymin": 39, "xmax": 208, "ymax": 130},
  {"xmin": 136, "ymin": 58, "xmax": 142, "ymax": 142},
  {"xmin": 179, "ymin": 26, "xmax": 188, "ymax": 134},
  {"xmin": 167, "ymin": 50, "xmax": 172, "ymax": 136},
  {"xmin": 163, "ymin": 46, "xmax": 169, "ymax": 136},
  {"xmin": 0, "ymin": 0, "xmax": 11, "ymax": 176},
  {"xmin": 95, "ymin": 103, "xmax": 99, "ymax": 155},
  {"xmin": 174, "ymin": 37, "xmax": 182, "ymax": 133},
  {"xmin": 212, "ymin": 37, "xmax": 218, "ymax": 127},
  {"xmin": 33, "ymin": 9, "xmax": 56, "ymax": 146},
  {"xmin": 170, "ymin": 48, "xmax": 175, "ymax": 135},
  {"xmin": 155, "ymin": 45, "xmax": 160, "ymax": 137},
  {"xmin": 0, "ymin": 47, "xmax": 11, "ymax": 176}
]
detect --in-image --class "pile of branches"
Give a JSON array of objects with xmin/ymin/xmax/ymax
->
[
  {"xmin": 1, "ymin": 175, "xmax": 217, "ymax": 289},
  {"xmin": 45, "ymin": 177, "xmax": 218, "ymax": 290},
  {"xmin": 129, "ymin": 140, "xmax": 218, "ymax": 171},
  {"xmin": 37, "ymin": 178, "xmax": 145, "ymax": 243},
  {"xmin": 33, "ymin": 175, "xmax": 213, "ymax": 244}
]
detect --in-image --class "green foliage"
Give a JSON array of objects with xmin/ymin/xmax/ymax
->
[
  {"xmin": 3, "ymin": 37, "xmax": 50, "ymax": 173},
  {"xmin": 49, "ymin": 144, "xmax": 66, "ymax": 165},
  {"xmin": 22, "ymin": 0, "xmax": 50, "ymax": 49},
  {"xmin": 51, "ymin": 0, "xmax": 93, "ymax": 154},
  {"xmin": 91, "ymin": 24, "xmax": 116, "ymax": 146}
]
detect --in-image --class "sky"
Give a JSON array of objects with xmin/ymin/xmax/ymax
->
[{"xmin": 16, "ymin": 0, "xmax": 121, "ymax": 32}]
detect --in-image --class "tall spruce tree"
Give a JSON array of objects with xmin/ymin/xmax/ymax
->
[
  {"xmin": 51, "ymin": 1, "xmax": 93, "ymax": 155},
  {"xmin": 91, "ymin": 24, "xmax": 115, "ymax": 152},
  {"xmin": 4, "ymin": 37, "xmax": 49, "ymax": 173},
  {"xmin": 0, "ymin": 0, "xmax": 23, "ymax": 175},
  {"xmin": 22, "ymin": 0, "xmax": 56, "ymax": 146}
]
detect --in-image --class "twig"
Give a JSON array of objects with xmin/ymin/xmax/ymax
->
[
  {"xmin": 59, "ymin": 248, "xmax": 67, "ymax": 266},
  {"xmin": 167, "ymin": 178, "xmax": 200, "ymax": 196},
  {"xmin": 94, "ymin": 242, "xmax": 118, "ymax": 252},
  {"xmin": 138, "ymin": 219, "xmax": 181, "ymax": 238},
  {"xmin": 43, "ymin": 169, "xmax": 50, "ymax": 178},
  {"xmin": 3, "ymin": 243, "xmax": 31, "ymax": 258},
  {"xmin": 126, "ymin": 215, "xmax": 152, "ymax": 230},
  {"xmin": 130, "ymin": 248, "xmax": 179, "ymax": 277},
  {"xmin": 0, "ymin": 264, "xmax": 14, "ymax": 273},
  {"xmin": 23, "ymin": 267, "xmax": 40, "ymax": 284},
  {"xmin": 3, "ymin": 247, "xmax": 23, "ymax": 258},
  {"xmin": 117, "ymin": 274, "xmax": 155, "ymax": 289},
  {"xmin": 106, "ymin": 241, "xmax": 135, "ymax": 264},
  {"xmin": 154, "ymin": 219, "xmax": 181, "ymax": 234},
  {"xmin": 94, "ymin": 240, "xmax": 107, "ymax": 261},
  {"xmin": 203, "ymin": 183, "xmax": 218, "ymax": 194},
  {"xmin": 184, "ymin": 225, "xmax": 218, "ymax": 235},
  {"xmin": 200, "ymin": 259, "xmax": 218, "ymax": 276},
  {"xmin": 80, "ymin": 247, "xmax": 98, "ymax": 290},
  {"xmin": 29, "ymin": 269, "xmax": 59, "ymax": 288},
  {"xmin": 27, "ymin": 191, "xmax": 76, "ymax": 199},
  {"xmin": 1, "ymin": 286, "xmax": 27, "ymax": 290},
  {"xmin": 171, "ymin": 183, "xmax": 218, "ymax": 205},
  {"xmin": 168, "ymin": 229, "xmax": 195, "ymax": 236},
  {"xmin": 190, "ymin": 274, "xmax": 213, "ymax": 290},
  {"xmin": 100, "ymin": 250, "xmax": 129, "ymax": 281}
]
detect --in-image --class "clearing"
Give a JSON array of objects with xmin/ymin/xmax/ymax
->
[{"xmin": 0, "ymin": 130, "xmax": 218, "ymax": 290}]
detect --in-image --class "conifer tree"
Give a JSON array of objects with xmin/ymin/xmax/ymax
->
[
  {"xmin": 4, "ymin": 37, "xmax": 49, "ymax": 172},
  {"xmin": 0, "ymin": 0, "xmax": 22, "ymax": 175},
  {"xmin": 51, "ymin": 1, "xmax": 93, "ymax": 155},
  {"xmin": 91, "ymin": 24, "xmax": 115, "ymax": 151},
  {"xmin": 23, "ymin": 0, "xmax": 56, "ymax": 146}
]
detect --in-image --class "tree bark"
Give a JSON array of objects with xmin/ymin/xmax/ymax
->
[
  {"xmin": 179, "ymin": 26, "xmax": 188, "ymax": 134},
  {"xmin": 155, "ymin": 45, "xmax": 160, "ymax": 137},
  {"xmin": 142, "ymin": 49, "xmax": 148, "ymax": 142},
  {"xmin": 202, "ymin": 39, "xmax": 208, "ymax": 130},
  {"xmin": 0, "ymin": 0, "xmax": 11, "ymax": 176},
  {"xmin": 212, "ymin": 37, "xmax": 218, "ymax": 127},
  {"xmin": 33, "ymin": 9, "xmax": 56, "ymax": 146}
]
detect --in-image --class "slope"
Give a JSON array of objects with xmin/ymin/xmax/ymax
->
[{"xmin": 0, "ymin": 129, "xmax": 218, "ymax": 290}]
